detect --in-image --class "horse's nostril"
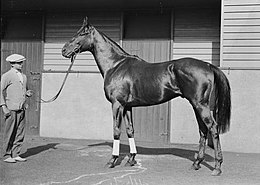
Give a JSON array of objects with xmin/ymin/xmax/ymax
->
[{"xmin": 62, "ymin": 47, "xmax": 67, "ymax": 53}]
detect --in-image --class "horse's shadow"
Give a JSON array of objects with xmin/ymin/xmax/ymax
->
[
  {"xmin": 21, "ymin": 143, "xmax": 59, "ymax": 158},
  {"xmin": 89, "ymin": 142, "xmax": 215, "ymax": 171}
]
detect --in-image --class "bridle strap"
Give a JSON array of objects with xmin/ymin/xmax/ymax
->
[{"xmin": 39, "ymin": 55, "xmax": 76, "ymax": 103}]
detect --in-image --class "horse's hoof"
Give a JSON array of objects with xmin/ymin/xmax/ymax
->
[
  {"xmin": 211, "ymin": 169, "xmax": 222, "ymax": 176},
  {"xmin": 190, "ymin": 163, "xmax": 201, "ymax": 170},
  {"xmin": 105, "ymin": 162, "xmax": 115, "ymax": 168},
  {"xmin": 125, "ymin": 159, "xmax": 137, "ymax": 167}
]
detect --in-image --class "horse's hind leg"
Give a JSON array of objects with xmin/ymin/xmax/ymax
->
[
  {"xmin": 209, "ymin": 111, "xmax": 223, "ymax": 176},
  {"xmin": 106, "ymin": 101, "xmax": 123, "ymax": 168},
  {"xmin": 124, "ymin": 107, "xmax": 137, "ymax": 166},
  {"xmin": 193, "ymin": 104, "xmax": 223, "ymax": 176},
  {"xmin": 191, "ymin": 108, "xmax": 208, "ymax": 170}
]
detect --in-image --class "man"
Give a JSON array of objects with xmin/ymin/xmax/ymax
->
[{"xmin": 0, "ymin": 54, "xmax": 33, "ymax": 163}]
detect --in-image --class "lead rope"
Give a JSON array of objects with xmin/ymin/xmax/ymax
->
[{"xmin": 39, "ymin": 55, "xmax": 76, "ymax": 103}]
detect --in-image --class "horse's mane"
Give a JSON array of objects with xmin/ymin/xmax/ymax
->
[
  {"xmin": 99, "ymin": 30, "xmax": 128, "ymax": 56},
  {"xmin": 97, "ymin": 28, "xmax": 141, "ymax": 60}
]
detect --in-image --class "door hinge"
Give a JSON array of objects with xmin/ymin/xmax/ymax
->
[
  {"xmin": 30, "ymin": 125, "xmax": 38, "ymax": 129},
  {"xmin": 30, "ymin": 71, "xmax": 41, "ymax": 75},
  {"xmin": 160, "ymin": 132, "xmax": 169, "ymax": 136}
]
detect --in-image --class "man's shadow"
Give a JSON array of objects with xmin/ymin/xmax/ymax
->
[
  {"xmin": 89, "ymin": 142, "xmax": 215, "ymax": 171},
  {"xmin": 21, "ymin": 143, "xmax": 59, "ymax": 158}
]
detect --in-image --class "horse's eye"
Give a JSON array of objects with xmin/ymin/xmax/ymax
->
[
  {"xmin": 79, "ymin": 32, "xmax": 85, "ymax": 36},
  {"xmin": 79, "ymin": 30, "xmax": 90, "ymax": 36}
]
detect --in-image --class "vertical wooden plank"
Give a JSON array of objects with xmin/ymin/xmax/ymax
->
[
  {"xmin": 0, "ymin": 41, "xmax": 43, "ymax": 135},
  {"xmin": 0, "ymin": 43, "xmax": 12, "ymax": 132},
  {"xmin": 122, "ymin": 40, "xmax": 170, "ymax": 143},
  {"xmin": 173, "ymin": 8, "xmax": 220, "ymax": 66}
]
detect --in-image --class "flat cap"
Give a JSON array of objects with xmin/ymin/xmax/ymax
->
[{"xmin": 6, "ymin": 54, "xmax": 26, "ymax": 63}]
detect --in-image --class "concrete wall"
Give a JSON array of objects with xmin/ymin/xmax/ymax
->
[
  {"xmin": 170, "ymin": 70, "xmax": 260, "ymax": 153},
  {"xmin": 40, "ymin": 73, "xmax": 113, "ymax": 140}
]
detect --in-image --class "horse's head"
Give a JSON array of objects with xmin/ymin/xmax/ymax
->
[{"xmin": 62, "ymin": 17, "xmax": 95, "ymax": 58}]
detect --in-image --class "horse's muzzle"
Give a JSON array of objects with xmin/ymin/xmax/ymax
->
[{"xmin": 62, "ymin": 45, "xmax": 71, "ymax": 58}]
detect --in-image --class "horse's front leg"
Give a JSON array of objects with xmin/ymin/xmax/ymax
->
[
  {"xmin": 124, "ymin": 108, "xmax": 137, "ymax": 167},
  {"xmin": 106, "ymin": 102, "xmax": 123, "ymax": 168}
]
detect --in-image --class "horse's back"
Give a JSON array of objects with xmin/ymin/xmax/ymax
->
[
  {"xmin": 173, "ymin": 58, "xmax": 213, "ymax": 72},
  {"xmin": 104, "ymin": 57, "xmax": 179, "ymax": 106},
  {"xmin": 104, "ymin": 57, "xmax": 215, "ymax": 107}
]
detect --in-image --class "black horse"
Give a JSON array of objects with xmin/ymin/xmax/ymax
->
[{"xmin": 62, "ymin": 17, "xmax": 231, "ymax": 176}]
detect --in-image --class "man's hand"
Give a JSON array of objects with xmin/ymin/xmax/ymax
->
[{"xmin": 26, "ymin": 90, "xmax": 33, "ymax": 97}]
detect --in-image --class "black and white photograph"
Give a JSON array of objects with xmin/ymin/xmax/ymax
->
[{"xmin": 1, "ymin": 0, "xmax": 260, "ymax": 184}]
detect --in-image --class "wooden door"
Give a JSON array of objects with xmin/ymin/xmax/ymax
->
[
  {"xmin": 122, "ymin": 40, "xmax": 171, "ymax": 143},
  {"xmin": 1, "ymin": 41, "xmax": 43, "ymax": 135}
]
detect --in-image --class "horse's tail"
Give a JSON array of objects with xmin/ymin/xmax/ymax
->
[{"xmin": 210, "ymin": 65, "xmax": 231, "ymax": 134}]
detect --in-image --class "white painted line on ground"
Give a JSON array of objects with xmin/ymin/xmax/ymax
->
[{"xmin": 40, "ymin": 159, "xmax": 148, "ymax": 185}]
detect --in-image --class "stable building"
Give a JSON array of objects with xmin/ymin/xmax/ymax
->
[{"xmin": 1, "ymin": 0, "xmax": 260, "ymax": 153}]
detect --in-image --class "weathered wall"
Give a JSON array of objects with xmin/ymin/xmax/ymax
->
[{"xmin": 170, "ymin": 70, "xmax": 260, "ymax": 153}]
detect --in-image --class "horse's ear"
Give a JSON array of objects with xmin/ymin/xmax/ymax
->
[{"xmin": 83, "ymin": 17, "xmax": 88, "ymax": 26}]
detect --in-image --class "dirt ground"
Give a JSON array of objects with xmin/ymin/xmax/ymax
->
[{"xmin": 0, "ymin": 136, "xmax": 260, "ymax": 185}]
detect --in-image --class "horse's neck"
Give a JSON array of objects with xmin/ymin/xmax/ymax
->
[{"xmin": 92, "ymin": 30, "xmax": 127, "ymax": 76}]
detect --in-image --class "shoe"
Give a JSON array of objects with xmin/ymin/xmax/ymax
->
[
  {"xmin": 4, "ymin": 157, "xmax": 16, "ymax": 163},
  {"xmin": 14, "ymin": 156, "xmax": 27, "ymax": 162}
]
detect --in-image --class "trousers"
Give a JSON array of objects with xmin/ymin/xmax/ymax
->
[{"xmin": 2, "ymin": 110, "xmax": 25, "ymax": 158}]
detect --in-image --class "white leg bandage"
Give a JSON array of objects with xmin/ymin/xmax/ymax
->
[
  {"xmin": 129, "ymin": 138, "xmax": 137, "ymax": 154},
  {"xmin": 112, "ymin": 140, "xmax": 120, "ymax": 156}
]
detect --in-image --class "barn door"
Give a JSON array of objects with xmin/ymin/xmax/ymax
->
[
  {"xmin": 122, "ymin": 40, "xmax": 171, "ymax": 143},
  {"xmin": 1, "ymin": 41, "xmax": 43, "ymax": 135}
]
